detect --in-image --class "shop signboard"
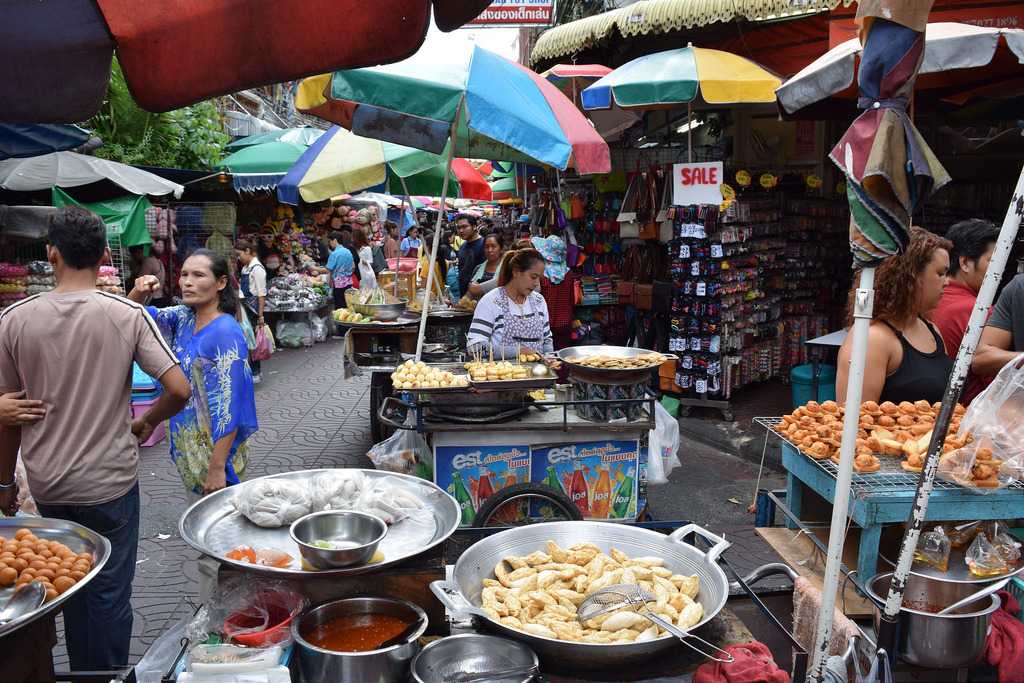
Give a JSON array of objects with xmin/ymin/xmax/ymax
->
[
  {"xmin": 466, "ymin": 0, "xmax": 557, "ymax": 27},
  {"xmin": 672, "ymin": 162, "xmax": 725, "ymax": 206},
  {"xmin": 434, "ymin": 443, "xmax": 531, "ymax": 525},
  {"xmin": 530, "ymin": 440, "xmax": 643, "ymax": 520}
]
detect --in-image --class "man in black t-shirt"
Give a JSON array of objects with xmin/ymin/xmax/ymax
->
[
  {"xmin": 456, "ymin": 213, "xmax": 485, "ymax": 298},
  {"xmin": 973, "ymin": 273, "xmax": 1024, "ymax": 381}
]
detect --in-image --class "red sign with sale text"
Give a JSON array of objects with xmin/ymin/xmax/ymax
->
[
  {"xmin": 672, "ymin": 162, "xmax": 724, "ymax": 206},
  {"xmin": 466, "ymin": 0, "xmax": 556, "ymax": 26}
]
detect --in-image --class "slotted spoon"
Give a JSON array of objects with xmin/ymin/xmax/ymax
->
[{"xmin": 578, "ymin": 584, "xmax": 734, "ymax": 663}]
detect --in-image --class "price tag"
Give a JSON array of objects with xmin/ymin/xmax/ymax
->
[
  {"xmin": 711, "ymin": 244, "xmax": 723, "ymax": 258},
  {"xmin": 696, "ymin": 281, "xmax": 706, "ymax": 297},
  {"xmin": 695, "ymin": 379, "xmax": 708, "ymax": 394},
  {"xmin": 679, "ymin": 244, "xmax": 690, "ymax": 259},
  {"xmin": 690, "ymin": 261, "xmax": 700, "ymax": 276}
]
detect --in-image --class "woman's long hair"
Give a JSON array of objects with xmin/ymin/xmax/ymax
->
[
  {"xmin": 497, "ymin": 248, "xmax": 544, "ymax": 287},
  {"xmin": 190, "ymin": 248, "xmax": 238, "ymax": 316},
  {"xmin": 845, "ymin": 227, "xmax": 951, "ymax": 326}
]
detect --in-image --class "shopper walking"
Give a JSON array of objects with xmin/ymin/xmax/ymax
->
[
  {"xmin": 234, "ymin": 240, "xmax": 267, "ymax": 384},
  {"xmin": 324, "ymin": 230, "xmax": 355, "ymax": 307},
  {"xmin": 130, "ymin": 250, "xmax": 258, "ymax": 502},
  {"xmin": 0, "ymin": 206, "xmax": 190, "ymax": 671},
  {"xmin": 354, "ymin": 226, "xmax": 378, "ymax": 290}
]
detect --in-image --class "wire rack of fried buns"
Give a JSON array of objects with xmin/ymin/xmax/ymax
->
[{"xmin": 756, "ymin": 399, "xmax": 1024, "ymax": 495}]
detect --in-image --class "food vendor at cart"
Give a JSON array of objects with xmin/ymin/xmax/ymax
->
[
  {"xmin": 467, "ymin": 247, "xmax": 554, "ymax": 358},
  {"xmin": 836, "ymin": 228, "xmax": 954, "ymax": 404}
]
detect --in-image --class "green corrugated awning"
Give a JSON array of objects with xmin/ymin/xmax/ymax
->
[{"xmin": 530, "ymin": 0, "xmax": 855, "ymax": 65}]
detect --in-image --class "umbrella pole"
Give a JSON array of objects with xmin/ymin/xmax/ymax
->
[
  {"xmin": 414, "ymin": 110, "xmax": 459, "ymax": 361},
  {"xmin": 687, "ymin": 102, "xmax": 693, "ymax": 164},
  {"xmin": 398, "ymin": 176, "xmax": 413, "ymax": 301},
  {"xmin": 878, "ymin": 163, "xmax": 1024, "ymax": 654},
  {"xmin": 809, "ymin": 266, "xmax": 875, "ymax": 681}
]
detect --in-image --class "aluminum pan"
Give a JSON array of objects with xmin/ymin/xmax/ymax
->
[
  {"xmin": 557, "ymin": 346, "xmax": 667, "ymax": 380},
  {"xmin": 179, "ymin": 469, "xmax": 459, "ymax": 577},
  {"xmin": 0, "ymin": 517, "xmax": 111, "ymax": 638},
  {"xmin": 443, "ymin": 522, "xmax": 730, "ymax": 668}
]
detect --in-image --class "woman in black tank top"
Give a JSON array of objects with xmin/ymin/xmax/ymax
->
[{"xmin": 837, "ymin": 228, "xmax": 955, "ymax": 405}]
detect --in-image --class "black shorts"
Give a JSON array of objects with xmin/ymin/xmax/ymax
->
[{"xmin": 333, "ymin": 287, "xmax": 350, "ymax": 309}]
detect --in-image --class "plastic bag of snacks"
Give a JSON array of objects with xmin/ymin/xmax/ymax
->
[
  {"xmin": 966, "ymin": 532, "xmax": 1011, "ymax": 578},
  {"xmin": 367, "ymin": 429, "xmax": 433, "ymax": 480}
]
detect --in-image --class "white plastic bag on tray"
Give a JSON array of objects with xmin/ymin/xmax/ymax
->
[
  {"xmin": 311, "ymin": 469, "xmax": 366, "ymax": 511},
  {"xmin": 940, "ymin": 354, "xmax": 1024, "ymax": 493},
  {"xmin": 232, "ymin": 478, "xmax": 312, "ymax": 527},
  {"xmin": 367, "ymin": 429, "xmax": 434, "ymax": 480}
]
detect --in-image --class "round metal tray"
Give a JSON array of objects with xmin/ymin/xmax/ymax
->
[
  {"xmin": 0, "ymin": 517, "xmax": 111, "ymax": 638},
  {"xmin": 556, "ymin": 346, "xmax": 668, "ymax": 381},
  {"xmin": 881, "ymin": 547, "xmax": 1024, "ymax": 584},
  {"xmin": 179, "ymin": 469, "xmax": 460, "ymax": 577}
]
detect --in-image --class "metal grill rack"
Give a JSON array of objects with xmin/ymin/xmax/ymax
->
[{"xmin": 754, "ymin": 416, "xmax": 1024, "ymax": 496}]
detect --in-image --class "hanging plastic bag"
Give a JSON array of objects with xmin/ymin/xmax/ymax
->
[
  {"xmin": 646, "ymin": 402, "xmax": 681, "ymax": 485},
  {"xmin": 239, "ymin": 311, "xmax": 257, "ymax": 351},
  {"xmin": 252, "ymin": 323, "xmax": 275, "ymax": 361},
  {"xmin": 311, "ymin": 315, "xmax": 328, "ymax": 343},
  {"xmin": 367, "ymin": 429, "xmax": 434, "ymax": 480}
]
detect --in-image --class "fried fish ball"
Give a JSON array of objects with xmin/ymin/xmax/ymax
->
[
  {"xmin": 14, "ymin": 528, "xmax": 33, "ymax": 541},
  {"xmin": 36, "ymin": 568, "xmax": 56, "ymax": 581},
  {"xmin": 69, "ymin": 570, "xmax": 86, "ymax": 581},
  {"xmin": 0, "ymin": 566, "xmax": 16, "ymax": 586},
  {"xmin": 29, "ymin": 559, "xmax": 47, "ymax": 571},
  {"xmin": 53, "ymin": 576, "xmax": 76, "ymax": 594}
]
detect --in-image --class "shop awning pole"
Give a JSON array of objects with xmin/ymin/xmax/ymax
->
[
  {"xmin": 878, "ymin": 162, "xmax": 1024, "ymax": 655},
  {"xmin": 397, "ymin": 175, "xmax": 413, "ymax": 301},
  {"xmin": 809, "ymin": 266, "xmax": 874, "ymax": 680},
  {"xmin": 687, "ymin": 101, "xmax": 693, "ymax": 164},
  {"xmin": 414, "ymin": 100, "xmax": 459, "ymax": 361}
]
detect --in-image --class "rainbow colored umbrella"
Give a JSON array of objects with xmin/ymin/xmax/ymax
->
[
  {"xmin": 278, "ymin": 125, "xmax": 491, "ymax": 204},
  {"xmin": 542, "ymin": 64, "xmax": 640, "ymax": 141},
  {"xmin": 296, "ymin": 43, "xmax": 610, "ymax": 175},
  {"xmin": 581, "ymin": 46, "xmax": 780, "ymax": 110}
]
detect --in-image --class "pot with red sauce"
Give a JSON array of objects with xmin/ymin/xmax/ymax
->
[{"xmin": 292, "ymin": 597, "xmax": 428, "ymax": 682}]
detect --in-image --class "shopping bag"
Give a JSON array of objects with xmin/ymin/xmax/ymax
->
[
  {"xmin": 647, "ymin": 402, "xmax": 681, "ymax": 485},
  {"xmin": 239, "ymin": 311, "xmax": 257, "ymax": 351},
  {"xmin": 252, "ymin": 323, "xmax": 275, "ymax": 361}
]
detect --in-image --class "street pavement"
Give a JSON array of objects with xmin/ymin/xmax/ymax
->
[{"xmin": 51, "ymin": 337, "xmax": 786, "ymax": 668}]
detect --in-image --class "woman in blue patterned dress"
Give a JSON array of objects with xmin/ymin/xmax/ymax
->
[{"xmin": 130, "ymin": 249, "xmax": 258, "ymax": 499}]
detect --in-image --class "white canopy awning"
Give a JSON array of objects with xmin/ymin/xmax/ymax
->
[{"xmin": 0, "ymin": 151, "xmax": 184, "ymax": 197}]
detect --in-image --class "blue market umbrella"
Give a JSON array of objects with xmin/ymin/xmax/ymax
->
[{"xmin": 0, "ymin": 124, "xmax": 90, "ymax": 159}]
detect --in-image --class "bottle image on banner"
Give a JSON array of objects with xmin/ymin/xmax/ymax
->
[
  {"xmin": 611, "ymin": 466, "xmax": 636, "ymax": 518},
  {"xmin": 449, "ymin": 472, "xmax": 476, "ymax": 525},
  {"xmin": 569, "ymin": 460, "xmax": 590, "ymax": 517},
  {"xmin": 476, "ymin": 471, "xmax": 495, "ymax": 508},
  {"xmin": 544, "ymin": 466, "xmax": 564, "ymax": 494},
  {"xmin": 491, "ymin": 471, "xmax": 522, "ymax": 524},
  {"xmin": 590, "ymin": 465, "xmax": 613, "ymax": 518}
]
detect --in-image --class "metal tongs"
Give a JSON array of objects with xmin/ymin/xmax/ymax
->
[{"xmin": 577, "ymin": 583, "xmax": 735, "ymax": 663}]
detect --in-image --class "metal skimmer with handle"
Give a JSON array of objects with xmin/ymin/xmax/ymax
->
[{"xmin": 577, "ymin": 583, "xmax": 734, "ymax": 663}]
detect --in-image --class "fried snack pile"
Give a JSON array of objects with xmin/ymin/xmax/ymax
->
[
  {"xmin": 574, "ymin": 353, "xmax": 666, "ymax": 370},
  {"xmin": 0, "ymin": 528, "xmax": 94, "ymax": 602},
  {"xmin": 391, "ymin": 360, "xmax": 469, "ymax": 390},
  {"xmin": 481, "ymin": 540, "xmax": 701, "ymax": 644},
  {"xmin": 779, "ymin": 400, "xmax": 973, "ymax": 476},
  {"xmin": 465, "ymin": 360, "xmax": 531, "ymax": 381}
]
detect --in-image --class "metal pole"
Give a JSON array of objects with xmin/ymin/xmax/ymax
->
[
  {"xmin": 397, "ymin": 175, "xmax": 413, "ymax": 301},
  {"xmin": 687, "ymin": 101, "xmax": 693, "ymax": 164},
  {"xmin": 879, "ymin": 163, "xmax": 1024, "ymax": 651},
  {"xmin": 414, "ymin": 104, "xmax": 459, "ymax": 360},
  {"xmin": 809, "ymin": 266, "xmax": 875, "ymax": 680}
]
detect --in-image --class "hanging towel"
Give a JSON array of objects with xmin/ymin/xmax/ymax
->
[
  {"xmin": 987, "ymin": 589, "xmax": 1024, "ymax": 683},
  {"xmin": 792, "ymin": 577, "xmax": 865, "ymax": 669}
]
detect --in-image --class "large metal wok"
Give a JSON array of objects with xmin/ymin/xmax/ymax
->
[
  {"xmin": 556, "ymin": 345, "xmax": 667, "ymax": 383},
  {"xmin": 430, "ymin": 522, "xmax": 732, "ymax": 670}
]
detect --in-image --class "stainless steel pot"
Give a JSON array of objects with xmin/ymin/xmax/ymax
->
[
  {"xmin": 866, "ymin": 573, "xmax": 1000, "ymax": 669},
  {"xmin": 410, "ymin": 634, "xmax": 538, "ymax": 683},
  {"xmin": 430, "ymin": 522, "xmax": 732, "ymax": 670},
  {"xmin": 291, "ymin": 597, "xmax": 428, "ymax": 683}
]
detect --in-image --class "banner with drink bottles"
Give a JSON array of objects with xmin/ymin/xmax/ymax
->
[
  {"xmin": 530, "ymin": 440, "xmax": 643, "ymax": 521},
  {"xmin": 434, "ymin": 443, "xmax": 532, "ymax": 526}
]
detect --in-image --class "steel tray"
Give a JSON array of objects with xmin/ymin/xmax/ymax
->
[
  {"xmin": 470, "ymin": 364, "xmax": 557, "ymax": 391},
  {"xmin": 0, "ymin": 517, "xmax": 111, "ymax": 638},
  {"xmin": 179, "ymin": 469, "xmax": 459, "ymax": 577},
  {"xmin": 557, "ymin": 346, "xmax": 668, "ymax": 380}
]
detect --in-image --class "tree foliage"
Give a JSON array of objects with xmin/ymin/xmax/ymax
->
[
  {"xmin": 86, "ymin": 59, "xmax": 230, "ymax": 170},
  {"xmin": 555, "ymin": 0, "xmax": 610, "ymax": 25}
]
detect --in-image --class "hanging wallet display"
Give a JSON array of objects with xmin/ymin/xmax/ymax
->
[
  {"xmin": 635, "ymin": 284, "xmax": 654, "ymax": 310},
  {"xmin": 617, "ymin": 280, "xmax": 635, "ymax": 306}
]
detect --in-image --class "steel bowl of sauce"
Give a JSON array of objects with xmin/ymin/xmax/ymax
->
[{"xmin": 292, "ymin": 597, "xmax": 428, "ymax": 683}]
